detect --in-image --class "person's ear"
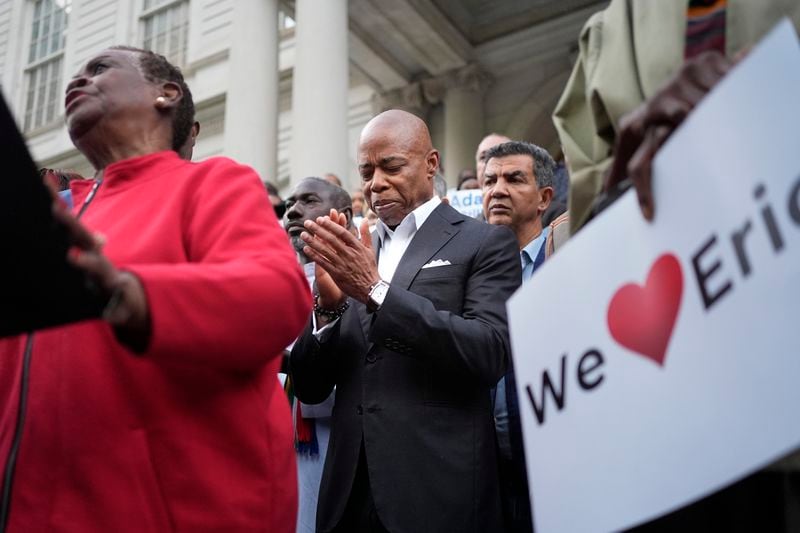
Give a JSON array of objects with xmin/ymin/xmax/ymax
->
[
  {"xmin": 426, "ymin": 149, "xmax": 440, "ymax": 180},
  {"xmin": 155, "ymin": 81, "xmax": 183, "ymax": 111},
  {"xmin": 342, "ymin": 206, "xmax": 353, "ymax": 228},
  {"xmin": 539, "ymin": 186, "xmax": 554, "ymax": 214}
]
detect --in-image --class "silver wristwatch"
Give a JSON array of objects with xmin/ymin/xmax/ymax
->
[{"xmin": 367, "ymin": 280, "xmax": 390, "ymax": 312}]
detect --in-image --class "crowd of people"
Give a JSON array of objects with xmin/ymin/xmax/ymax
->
[{"xmin": 1, "ymin": 0, "xmax": 799, "ymax": 532}]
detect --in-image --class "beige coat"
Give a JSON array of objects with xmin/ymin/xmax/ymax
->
[{"xmin": 553, "ymin": 0, "xmax": 800, "ymax": 234}]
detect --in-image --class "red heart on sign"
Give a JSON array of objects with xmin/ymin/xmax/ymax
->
[{"xmin": 607, "ymin": 254, "xmax": 683, "ymax": 366}]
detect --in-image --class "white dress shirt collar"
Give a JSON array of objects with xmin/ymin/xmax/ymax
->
[
  {"xmin": 375, "ymin": 195, "xmax": 441, "ymax": 282},
  {"xmin": 375, "ymin": 195, "xmax": 441, "ymax": 246}
]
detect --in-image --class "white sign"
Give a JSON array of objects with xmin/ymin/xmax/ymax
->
[
  {"xmin": 448, "ymin": 189, "xmax": 483, "ymax": 218},
  {"xmin": 507, "ymin": 20, "xmax": 800, "ymax": 533}
]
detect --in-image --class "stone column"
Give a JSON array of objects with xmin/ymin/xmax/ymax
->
[
  {"xmin": 374, "ymin": 64, "xmax": 490, "ymax": 187},
  {"xmin": 290, "ymin": 0, "xmax": 349, "ymax": 186},
  {"xmin": 224, "ymin": 0, "xmax": 279, "ymax": 182},
  {"xmin": 372, "ymin": 83, "xmax": 429, "ymax": 119},
  {"xmin": 442, "ymin": 64, "xmax": 489, "ymax": 186}
]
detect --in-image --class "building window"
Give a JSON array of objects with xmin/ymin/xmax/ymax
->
[
  {"xmin": 278, "ymin": 9, "xmax": 295, "ymax": 39},
  {"xmin": 141, "ymin": 0, "xmax": 189, "ymax": 67},
  {"xmin": 279, "ymin": 10, "xmax": 295, "ymax": 31},
  {"xmin": 23, "ymin": 0, "xmax": 70, "ymax": 132}
]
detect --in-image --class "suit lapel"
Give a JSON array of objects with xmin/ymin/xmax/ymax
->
[
  {"xmin": 371, "ymin": 229, "xmax": 381, "ymax": 259},
  {"xmin": 390, "ymin": 203, "xmax": 461, "ymax": 290}
]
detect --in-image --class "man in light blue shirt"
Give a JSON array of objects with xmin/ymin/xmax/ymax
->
[{"xmin": 482, "ymin": 140, "xmax": 556, "ymax": 533}]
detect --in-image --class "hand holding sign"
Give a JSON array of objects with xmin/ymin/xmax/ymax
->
[
  {"xmin": 508, "ymin": 21, "xmax": 800, "ymax": 533},
  {"xmin": 604, "ymin": 52, "xmax": 733, "ymax": 220}
]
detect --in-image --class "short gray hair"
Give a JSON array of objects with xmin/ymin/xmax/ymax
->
[{"xmin": 484, "ymin": 141, "xmax": 555, "ymax": 189}]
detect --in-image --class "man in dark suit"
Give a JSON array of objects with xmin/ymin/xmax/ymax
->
[{"xmin": 291, "ymin": 110, "xmax": 521, "ymax": 533}]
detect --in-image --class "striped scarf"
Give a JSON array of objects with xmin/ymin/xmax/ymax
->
[
  {"xmin": 283, "ymin": 374, "xmax": 319, "ymax": 456},
  {"xmin": 686, "ymin": 0, "xmax": 727, "ymax": 58}
]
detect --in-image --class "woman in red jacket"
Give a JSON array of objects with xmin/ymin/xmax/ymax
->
[{"xmin": 0, "ymin": 47, "xmax": 311, "ymax": 531}]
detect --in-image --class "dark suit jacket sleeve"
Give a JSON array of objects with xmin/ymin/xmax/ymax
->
[
  {"xmin": 289, "ymin": 317, "xmax": 342, "ymax": 405},
  {"xmin": 370, "ymin": 223, "xmax": 521, "ymax": 388}
]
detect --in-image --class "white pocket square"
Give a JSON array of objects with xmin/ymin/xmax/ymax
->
[{"xmin": 422, "ymin": 259, "xmax": 452, "ymax": 269}]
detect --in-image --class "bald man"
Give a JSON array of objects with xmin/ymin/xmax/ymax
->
[
  {"xmin": 291, "ymin": 110, "xmax": 520, "ymax": 533},
  {"xmin": 475, "ymin": 132, "xmax": 511, "ymax": 186}
]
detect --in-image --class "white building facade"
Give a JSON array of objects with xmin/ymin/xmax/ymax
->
[{"xmin": 0, "ymin": 0, "xmax": 606, "ymax": 191}]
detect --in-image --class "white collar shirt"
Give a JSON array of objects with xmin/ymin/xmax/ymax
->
[{"xmin": 374, "ymin": 195, "xmax": 441, "ymax": 282}]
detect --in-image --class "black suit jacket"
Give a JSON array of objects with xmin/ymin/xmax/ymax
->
[{"xmin": 291, "ymin": 203, "xmax": 522, "ymax": 533}]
